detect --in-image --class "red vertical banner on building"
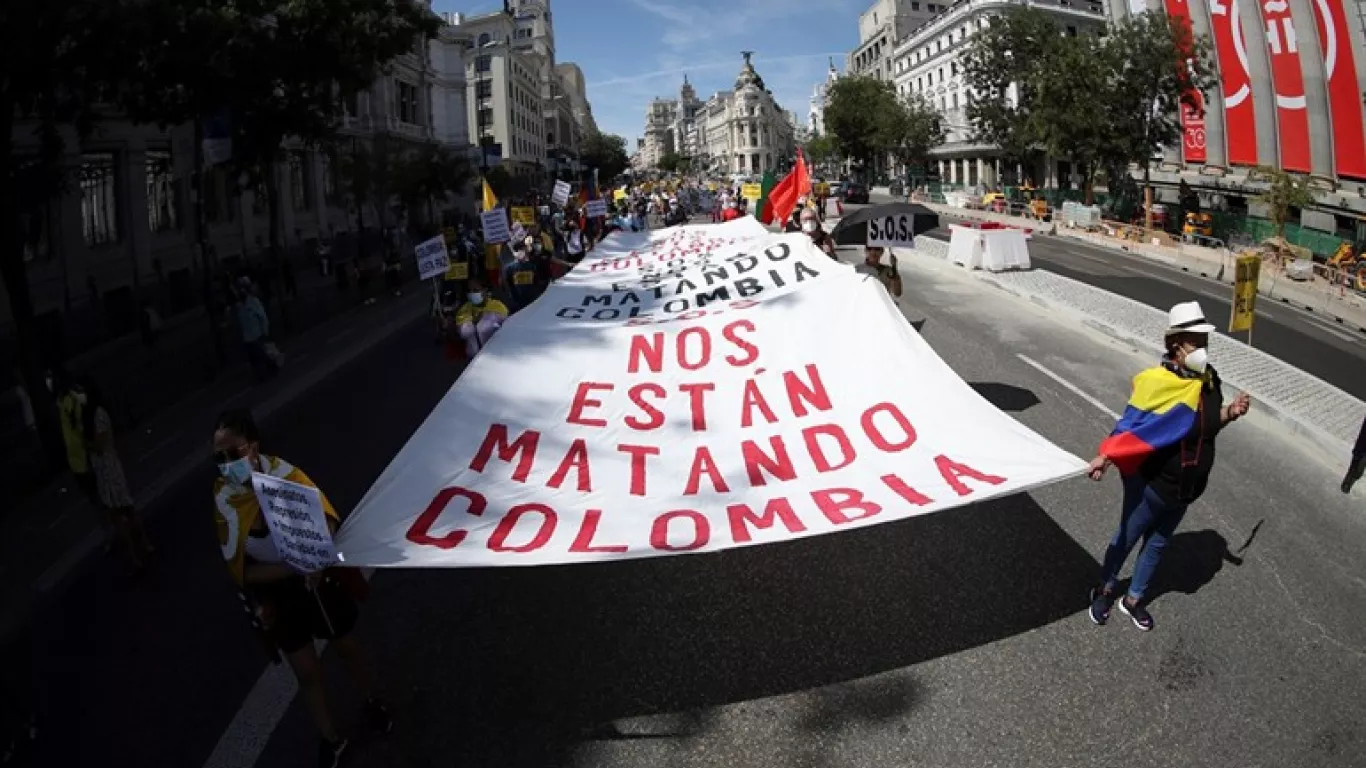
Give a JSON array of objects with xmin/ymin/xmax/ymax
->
[
  {"xmin": 1260, "ymin": 0, "xmax": 1313, "ymax": 172},
  {"xmin": 1312, "ymin": 0, "xmax": 1366, "ymax": 179},
  {"xmin": 1163, "ymin": 0, "xmax": 1208, "ymax": 163},
  {"xmin": 1208, "ymin": 0, "xmax": 1260, "ymax": 165}
]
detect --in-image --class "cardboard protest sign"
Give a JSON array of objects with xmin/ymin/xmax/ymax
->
[
  {"xmin": 866, "ymin": 214, "xmax": 920, "ymax": 248},
  {"xmin": 552, "ymin": 180, "xmax": 572, "ymax": 206},
  {"xmin": 585, "ymin": 199, "xmax": 608, "ymax": 218},
  {"xmin": 481, "ymin": 209, "xmax": 511, "ymax": 243},
  {"xmin": 335, "ymin": 220, "xmax": 1086, "ymax": 567},
  {"xmin": 252, "ymin": 473, "xmax": 337, "ymax": 573},
  {"xmin": 413, "ymin": 234, "xmax": 450, "ymax": 281},
  {"xmin": 510, "ymin": 223, "xmax": 527, "ymax": 245},
  {"xmin": 511, "ymin": 206, "xmax": 536, "ymax": 225}
]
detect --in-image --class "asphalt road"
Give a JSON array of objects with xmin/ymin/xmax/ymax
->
[
  {"xmin": 9, "ymin": 221, "xmax": 1366, "ymax": 768},
  {"xmin": 863, "ymin": 193, "xmax": 1366, "ymax": 401}
]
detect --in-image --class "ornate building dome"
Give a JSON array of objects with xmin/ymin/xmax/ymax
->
[{"xmin": 734, "ymin": 51, "xmax": 765, "ymax": 92}]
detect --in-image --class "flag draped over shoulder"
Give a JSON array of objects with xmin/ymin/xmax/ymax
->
[{"xmin": 1100, "ymin": 366, "xmax": 1204, "ymax": 474}]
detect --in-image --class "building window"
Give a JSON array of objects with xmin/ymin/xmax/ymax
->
[
  {"xmin": 396, "ymin": 80, "xmax": 419, "ymax": 124},
  {"xmin": 952, "ymin": 93, "xmax": 959, "ymax": 109},
  {"xmin": 80, "ymin": 152, "xmax": 120, "ymax": 246},
  {"xmin": 18, "ymin": 197, "xmax": 50, "ymax": 263},
  {"xmin": 475, "ymin": 55, "xmax": 491, "ymax": 73},
  {"xmin": 477, "ymin": 33, "xmax": 491, "ymax": 46},
  {"xmin": 321, "ymin": 155, "xmax": 338, "ymax": 203},
  {"xmin": 145, "ymin": 149, "xmax": 179, "ymax": 233},
  {"xmin": 289, "ymin": 152, "xmax": 311, "ymax": 211},
  {"xmin": 476, "ymin": 79, "xmax": 492, "ymax": 99}
]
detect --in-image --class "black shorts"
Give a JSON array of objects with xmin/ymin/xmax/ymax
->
[{"xmin": 254, "ymin": 574, "xmax": 359, "ymax": 654}]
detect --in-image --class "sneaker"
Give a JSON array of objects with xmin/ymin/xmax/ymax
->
[
  {"xmin": 364, "ymin": 697, "xmax": 393, "ymax": 734},
  {"xmin": 1088, "ymin": 586, "xmax": 1115, "ymax": 626},
  {"xmin": 317, "ymin": 737, "xmax": 349, "ymax": 768},
  {"xmin": 1118, "ymin": 597, "xmax": 1155, "ymax": 631}
]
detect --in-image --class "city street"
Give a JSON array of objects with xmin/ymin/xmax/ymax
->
[
  {"xmin": 859, "ymin": 190, "xmax": 1366, "ymax": 401},
  {"xmin": 11, "ymin": 219, "xmax": 1366, "ymax": 768}
]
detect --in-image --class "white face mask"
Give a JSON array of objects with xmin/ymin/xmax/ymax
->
[
  {"xmin": 1183, "ymin": 347, "xmax": 1209, "ymax": 374},
  {"xmin": 468, "ymin": 292, "xmax": 485, "ymax": 304},
  {"xmin": 220, "ymin": 457, "xmax": 254, "ymax": 487},
  {"xmin": 801, "ymin": 220, "xmax": 818, "ymax": 233}
]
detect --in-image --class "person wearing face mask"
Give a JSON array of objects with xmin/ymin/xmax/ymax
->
[
  {"xmin": 719, "ymin": 200, "xmax": 742, "ymax": 223},
  {"xmin": 455, "ymin": 278, "xmax": 509, "ymax": 358},
  {"xmin": 563, "ymin": 217, "xmax": 586, "ymax": 264},
  {"xmin": 663, "ymin": 199, "xmax": 687, "ymax": 227},
  {"xmin": 1086, "ymin": 302, "xmax": 1251, "ymax": 631},
  {"xmin": 211, "ymin": 409, "xmax": 390, "ymax": 768},
  {"xmin": 502, "ymin": 242, "xmax": 542, "ymax": 312},
  {"xmin": 798, "ymin": 208, "xmax": 837, "ymax": 258}
]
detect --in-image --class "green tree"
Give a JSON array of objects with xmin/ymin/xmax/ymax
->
[
  {"xmin": 823, "ymin": 75, "xmax": 900, "ymax": 172},
  {"xmin": 124, "ymin": 0, "xmax": 440, "ymax": 258},
  {"xmin": 333, "ymin": 137, "xmax": 400, "ymax": 234},
  {"xmin": 392, "ymin": 144, "xmax": 474, "ymax": 227},
  {"xmin": 804, "ymin": 133, "xmax": 840, "ymax": 176},
  {"xmin": 1, "ymin": 0, "xmax": 138, "ymax": 455},
  {"xmin": 881, "ymin": 94, "xmax": 945, "ymax": 178},
  {"xmin": 959, "ymin": 7, "xmax": 1061, "ymax": 185},
  {"xmin": 580, "ymin": 131, "xmax": 630, "ymax": 182},
  {"xmin": 1254, "ymin": 166, "xmax": 1315, "ymax": 243},
  {"xmin": 657, "ymin": 151, "xmax": 683, "ymax": 173},
  {"xmin": 1027, "ymin": 33, "xmax": 1113, "ymax": 203},
  {"xmin": 1100, "ymin": 10, "xmax": 1216, "ymax": 227}
]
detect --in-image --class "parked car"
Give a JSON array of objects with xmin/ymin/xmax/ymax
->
[{"xmin": 843, "ymin": 182, "xmax": 870, "ymax": 204}]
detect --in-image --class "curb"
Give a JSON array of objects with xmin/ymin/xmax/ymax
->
[
  {"xmin": 1056, "ymin": 232, "xmax": 1366, "ymax": 337},
  {"xmin": 907, "ymin": 240, "xmax": 1355, "ymax": 466},
  {"xmin": 3, "ymin": 294, "xmax": 430, "ymax": 644}
]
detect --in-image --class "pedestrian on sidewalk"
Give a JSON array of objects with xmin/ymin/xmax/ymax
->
[
  {"xmin": 45, "ymin": 368, "xmax": 114, "ymax": 550},
  {"xmin": 1341, "ymin": 415, "xmax": 1366, "ymax": 493},
  {"xmin": 76, "ymin": 377, "xmax": 154, "ymax": 574},
  {"xmin": 211, "ymin": 409, "xmax": 391, "ymax": 768},
  {"xmin": 232, "ymin": 278, "xmax": 276, "ymax": 382},
  {"xmin": 1085, "ymin": 302, "xmax": 1251, "ymax": 631}
]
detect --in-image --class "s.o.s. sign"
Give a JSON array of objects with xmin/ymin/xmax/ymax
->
[{"xmin": 867, "ymin": 215, "xmax": 918, "ymax": 248}]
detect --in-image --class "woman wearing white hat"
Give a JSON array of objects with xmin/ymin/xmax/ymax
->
[{"xmin": 1084, "ymin": 301, "xmax": 1251, "ymax": 631}]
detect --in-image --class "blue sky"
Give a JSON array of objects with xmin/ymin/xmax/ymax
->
[{"xmin": 433, "ymin": 0, "xmax": 862, "ymax": 149}]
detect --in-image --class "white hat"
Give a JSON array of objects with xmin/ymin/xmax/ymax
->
[{"xmin": 1164, "ymin": 301, "xmax": 1216, "ymax": 335}]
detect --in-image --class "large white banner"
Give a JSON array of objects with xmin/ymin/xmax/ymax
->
[{"xmin": 335, "ymin": 219, "xmax": 1086, "ymax": 567}]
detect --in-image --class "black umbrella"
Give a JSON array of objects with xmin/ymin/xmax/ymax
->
[{"xmin": 829, "ymin": 203, "xmax": 940, "ymax": 246}]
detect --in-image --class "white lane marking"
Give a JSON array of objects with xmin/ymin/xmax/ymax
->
[
  {"xmin": 1300, "ymin": 319, "xmax": 1359, "ymax": 344},
  {"xmin": 1016, "ymin": 353, "xmax": 1122, "ymax": 421},
  {"xmin": 201, "ymin": 567, "xmax": 375, "ymax": 768}
]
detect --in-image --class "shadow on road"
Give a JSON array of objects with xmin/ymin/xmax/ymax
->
[
  {"xmin": 1145, "ymin": 528, "xmax": 1247, "ymax": 606},
  {"xmin": 969, "ymin": 382, "xmax": 1041, "ymax": 412},
  {"xmin": 337, "ymin": 491, "xmax": 1097, "ymax": 766}
]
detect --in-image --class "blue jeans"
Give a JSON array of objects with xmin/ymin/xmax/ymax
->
[{"xmin": 1100, "ymin": 474, "xmax": 1189, "ymax": 602}]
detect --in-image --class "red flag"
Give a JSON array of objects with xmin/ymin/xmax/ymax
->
[{"xmin": 764, "ymin": 149, "xmax": 812, "ymax": 225}]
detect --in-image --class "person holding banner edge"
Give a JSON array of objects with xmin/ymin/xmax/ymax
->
[
  {"xmin": 211, "ymin": 408, "xmax": 391, "ymax": 768},
  {"xmin": 1085, "ymin": 302, "xmax": 1251, "ymax": 631}
]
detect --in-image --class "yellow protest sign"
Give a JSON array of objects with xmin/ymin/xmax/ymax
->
[
  {"xmin": 445, "ymin": 260, "xmax": 469, "ymax": 280},
  {"xmin": 1230, "ymin": 254, "xmax": 1260, "ymax": 335},
  {"xmin": 614, "ymin": 188, "xmax": 627, "ymax": 201},
  {"xmin": 510, "ymin": 206, "xmax": 536, "ymax": 225},
  {"xmin": 741, "ymin": 183, "xmax": 762, "ymax": 200}
]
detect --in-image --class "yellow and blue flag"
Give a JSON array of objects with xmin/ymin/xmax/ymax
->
[{"xmin": 1100, "ymin": 365, "xmax": 1203, "ymax": 474}]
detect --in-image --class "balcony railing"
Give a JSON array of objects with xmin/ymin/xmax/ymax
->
[{"xmin": 387, "ymin": 116, "xmax": 430, "ymax": 140}]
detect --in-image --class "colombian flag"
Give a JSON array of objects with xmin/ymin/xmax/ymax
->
[{"xmin": 1100, "ymin": 366, "xmax": 1204, "ymax": 474}]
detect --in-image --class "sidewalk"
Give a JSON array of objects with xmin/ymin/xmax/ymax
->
[
  {"xmin": 919, "ymin": 199, "xmax": 1366, "ymax": 334},
  {"xmin": 907, "ymin": 236, "xmax": 1366, "ymax": 465},
  {"xmin": 0, "ymin": 285, "xmax": 432, "ymax": 643},
  {"xmin": 1054, "ymin": 227, "xmax": 1366, "ymax": 334}
]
